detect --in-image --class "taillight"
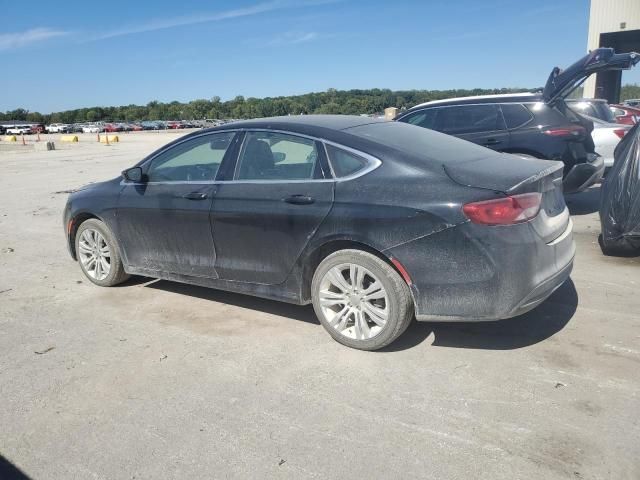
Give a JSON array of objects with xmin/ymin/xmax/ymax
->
[
  {"xmin": 614, "ymin": 129, "xmax": 627, "ymax": 139},
  {"xmin": 543, "ymin": 125, "xmax": 586, "ymax": 138},
  {"xmin": 463, "ymin": 193, "xmax": 542, "ymax": 226}
]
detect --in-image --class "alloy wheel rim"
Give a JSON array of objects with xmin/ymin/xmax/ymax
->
[
  {"xmin": 318, "ymin": 263, "xmax": 389, "ymax": 340},
  {"xmin": 78, "ymin": 229, "xmax": 111, "ymax": 280}
]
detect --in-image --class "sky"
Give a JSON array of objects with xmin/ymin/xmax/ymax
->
[{"xmin": 1, "ymin": 0, "xmax": 639, "ymax": 113}]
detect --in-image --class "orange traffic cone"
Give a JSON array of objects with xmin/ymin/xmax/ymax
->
[{"xmin": 105, "ymin": 134, "xmax": 110, "ymax": 146}]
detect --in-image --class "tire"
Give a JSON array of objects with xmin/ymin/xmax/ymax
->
[
  {"xmin": 311, "ymin": 249, "xmax": 414, "ymax": 351},
  {"xmin": 75, "ymin": 219, "xmax": 130, "ymax": 287}
]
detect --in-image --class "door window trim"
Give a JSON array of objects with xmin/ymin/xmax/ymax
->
[
  {"xmin": 121, "ymin": 128, "xmax": 382, "ymax": 185},
  {"xmin": 217, "ymin": 129, "xmax": 382, "ymax": 184}
]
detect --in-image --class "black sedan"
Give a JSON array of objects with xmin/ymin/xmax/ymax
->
[{"xmin": 64, "ymin": 116, "xmax": 575, "ymax": 350}]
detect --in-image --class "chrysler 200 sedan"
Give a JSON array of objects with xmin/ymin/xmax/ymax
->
[{"xmin": 64, "ymin": 116, "xmax": 575, "ymax": 350}]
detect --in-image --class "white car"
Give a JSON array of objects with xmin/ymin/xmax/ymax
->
[
  {"xmin": 46, "ymin": 123, "xmax": 70, "ymax": 133},
  {"xmin": 82, "ymin": 125, "xmax": 102, "ymax": 133},
  {"xmin": 585, "ymin": 115, "xmax": 632, "ymax": 169},
  {"xmin": 6, "ymin": 125, "xmax": 32, "ymax": 135}
]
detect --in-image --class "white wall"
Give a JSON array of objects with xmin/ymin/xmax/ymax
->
[{"xmin": 583, "ymin": 0, "xmax": 640, "ymax": 97}]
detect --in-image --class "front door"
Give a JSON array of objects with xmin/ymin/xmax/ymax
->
[
  {"xmin": 116, "ymin": 131, "xmax": 236, "ymax": 277},
  {"xmin": 210, "ymin": 130, "xmax": 334, "ymax": 284}
]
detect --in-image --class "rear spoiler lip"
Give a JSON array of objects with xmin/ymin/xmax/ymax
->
[{"xmin": 443, "ymin": 161, "xmax": 564, "ymax": 195}]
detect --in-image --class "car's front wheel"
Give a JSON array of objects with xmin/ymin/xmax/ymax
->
[
  {"xmin": 311, "ymin": 249, "xmax": 414, "ymax": 350},
  {"xmin": 75, "ymin": 219, "xmax": 129, "ymax": 287}
]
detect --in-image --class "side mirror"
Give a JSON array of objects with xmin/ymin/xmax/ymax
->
[{"xmin": 122, "ymin": 167, "xmax": 143, "ymax": 182}]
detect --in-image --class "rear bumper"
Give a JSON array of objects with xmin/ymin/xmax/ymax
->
[
  {"xmin": 563, "ymin": 155, "xmax": 605, "ymax": 193},
  {"xmin": 387, "ymin": 216, "xmax": 575, "ymax": 322}
]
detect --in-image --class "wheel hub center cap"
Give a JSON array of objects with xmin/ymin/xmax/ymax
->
[{"xmin": 349, "ymin": 294, "xmax": 362, "ymax": 306}]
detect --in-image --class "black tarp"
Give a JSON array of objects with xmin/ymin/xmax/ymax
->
[{"xmin": 599, "ymin": 122, "xmax": 640, "ymax": 255}]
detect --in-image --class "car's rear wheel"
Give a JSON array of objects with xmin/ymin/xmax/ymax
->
[
  {"xmin": 75, "ymin": 219, "xmax": 129, "ymax": 287},
  {"xmin": 311, "ymin": 249, "xmax": 414, "ymax": 350}
]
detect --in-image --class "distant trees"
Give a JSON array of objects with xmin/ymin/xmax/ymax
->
[
  {"xmin": 3, "ymin": 85, "xmax": 597, "ymax": 124},
  {"xmin": 621, "ymin": 83, "xmax": 640, "ymax": 101}
]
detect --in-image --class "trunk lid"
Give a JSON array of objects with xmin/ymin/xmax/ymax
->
[
  {"xmin": 445, "ymin": 154, "xmax": 569, "ymax": 243},
  {"xmin": 543, "ymin": 48, "xmax": 640, "ymax": 104}
]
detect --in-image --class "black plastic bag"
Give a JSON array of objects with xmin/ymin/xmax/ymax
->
[{"xmin": 599, "ymin": 122, "xmax": 640, "ymax": 255}]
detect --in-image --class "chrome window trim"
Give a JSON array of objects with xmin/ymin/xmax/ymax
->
[{"xmin": 121, "ymin": 127, "xmax": 382, "ymax": 186}]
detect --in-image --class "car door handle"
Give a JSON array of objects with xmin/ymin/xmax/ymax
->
[
  {"xmin": 484, "ymin": 138, "xmax": 501, "ymax": 146},
  {"xmin": 182, "ymin": 192, "xmax": 208, "ymax": 200},
  {"xmin": 283, "ymin": 194, "xmax": 315, "ymax": 205}
]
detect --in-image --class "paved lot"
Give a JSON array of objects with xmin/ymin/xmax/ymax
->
[{"xmin": 0, "ymin": 132, "xmax": 639, "ymax": 479}]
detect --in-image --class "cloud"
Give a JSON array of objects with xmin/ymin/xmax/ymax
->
[
  {"xmin": 0, "ymin": 28, "xmax": 68, "ymax": 51},
  {"xmin": 267, "ymin": 31, "xmax": 320, "ymax": 46},
  {"xmin": 92, "ymin": 0, "xmax": 338, "ymax": 41}
]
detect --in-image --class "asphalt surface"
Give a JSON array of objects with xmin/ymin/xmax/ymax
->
[{"xmin": 1, "ymin": 132, "xmax": 639, "ymax": 479}]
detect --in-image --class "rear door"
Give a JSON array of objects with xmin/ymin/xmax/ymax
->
[
  {"xmin": 210, "ymin": 130, "xmax": 333, "ymax": 284},
  {"xmin": 434, "ymin": 104, "xmax": 510, "ymax": 150}
]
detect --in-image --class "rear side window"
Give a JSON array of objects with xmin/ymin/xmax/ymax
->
[
  {"xmin": 325, "ymin": 144, "xmax": 368, "ymax": 178},
  {"xmin": 435, "ymin": 104, "xmax": 503, "ymax": 134},
  {"xmin": 501, "ymin": 103, "xmax": 533, "ymax": 129},
  {"xmin": 399, "ymin": 109, "xmax": 437, "ymax": 129}
]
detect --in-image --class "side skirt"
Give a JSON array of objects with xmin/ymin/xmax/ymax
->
[{"xmin": 125, "ymin": 266, "xmax": 306, "ymax": 305}]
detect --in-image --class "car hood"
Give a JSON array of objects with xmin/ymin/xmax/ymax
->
[{"xmin": 543, "ymin": 48, "xmax": 640, "ymax": 104}]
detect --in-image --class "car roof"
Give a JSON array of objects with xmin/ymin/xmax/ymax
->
[
  {"xmin": 566, "ymin": 98, "xmax": 608, "ymax": 103},
  {"xmin": 406, "ymin": 92, "xmax": 541, "ymax": 111},
  {"xmin": 206, "ymin": 115, "xmax": 385, "ymax": 140}
]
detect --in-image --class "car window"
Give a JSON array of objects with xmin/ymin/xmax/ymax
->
[
  {"xmin": 400, "ymin": 109, "xmax": 438, "ymax": 129},
  {"xmin": 147, "ymin": 132, "xmax": 234, "ymax": 182},
  {"xmin": 325, "ymin": 144, "xmax": 369, "ymax": 178},
  {"xmin": 501, "ymin": 103, "xmax": 533, "ymax": 129},
  {"xmin": 435, "ymin": 104, "xmax": 503, "ymax": 134},
  {"xmin": 612, "ymin": 108, "xmax": 626, "ymax": 116},
  {"xmin": 236, "ymin": 131, "xmax": 318, "ymax": 181}
]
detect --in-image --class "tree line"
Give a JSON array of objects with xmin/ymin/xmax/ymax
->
[{"xmin": 2, "ymin": 84, "xmax": 640, "ymax": 124}]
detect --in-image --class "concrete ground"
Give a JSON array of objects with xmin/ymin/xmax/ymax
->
[{"xmin": 0, "ymin": 132, "xmax": 638, "ymax": 479}]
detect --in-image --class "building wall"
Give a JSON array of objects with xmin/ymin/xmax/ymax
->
[{"xmin": 584, "ymin": 0, "xmax": 640, "ymax": 98}]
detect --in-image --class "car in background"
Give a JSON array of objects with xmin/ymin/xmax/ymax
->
[
  {"xmin": 140, "ymin": 121, "xmax": 161, "ymax": 130},
  {"xmin": 104, "ymin": 123, "xmax": 123, "ymax": 133},
  {"xmin": 166, "ymin": 121, "xmax": 182, "ymax": 129},
  {"xmin": 623, "ymin": 99, "xmax": 640, "ymax": 107},
  {"xmin": 46, "ymin": 123, "xmax": 71, "ymax": 133},
  {"xmin": 82, "ymin": 124, "xmax": 102, "ymax": 133},
  {"xmin": 582, "ymin": 114, "xmax": 631, "ymax": 170},
  {"xmin": 6, "ymin": 125, "xmax": 32, "ymax": 135},
  {"xmin": 63, "ymin": 115, "xmax": 575, "ymax": 350},
  {"xmin": 566, "ymin": 98, "xmax": 617, "ymax": 123},
  {"xmin": 396, "ymin": 48, "xmax": 640, "ymax": 193},
  {"xmin": 610, "ymin": 104, "xmax": 640, "ymax": 125}
]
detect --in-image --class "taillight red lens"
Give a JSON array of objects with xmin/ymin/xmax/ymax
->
[
  {"xmin": 543, "ymin": 125, "xmax": 586, "ymax": 138},
  {"xmin": 463, "ymin": 193, "xmax": 542, "ymax": 226},
  {"xmin": 614, "ymin": 129, "xmax": 627, "ymax": 139}
]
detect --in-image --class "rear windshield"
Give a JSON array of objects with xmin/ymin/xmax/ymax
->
[{"xmin": 346, "ymin": 121, "xmax": 498, "ymax": 164}]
